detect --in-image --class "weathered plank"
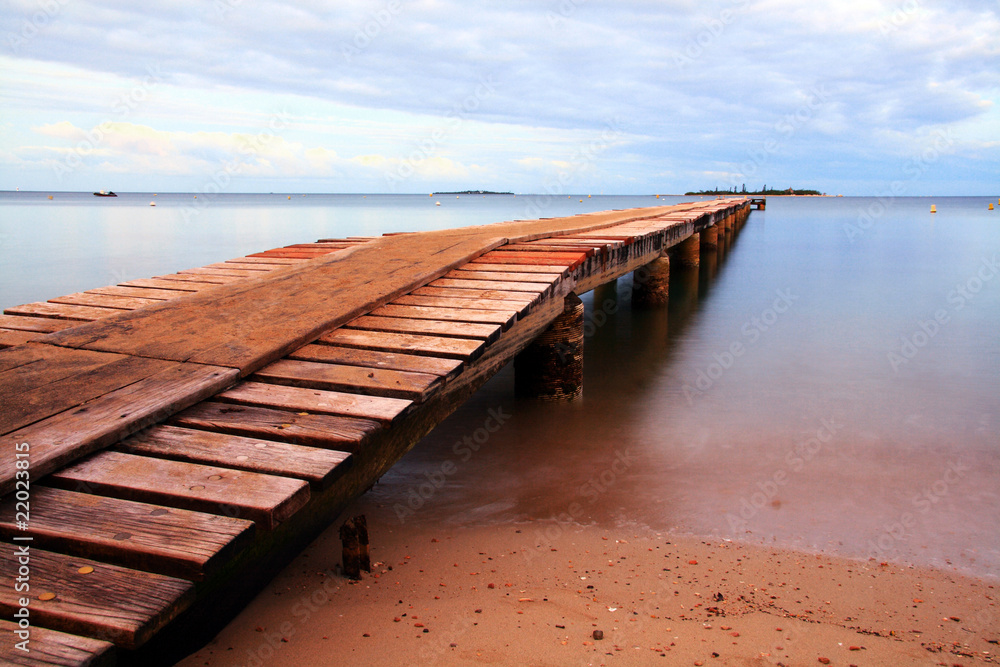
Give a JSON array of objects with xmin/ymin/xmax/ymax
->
[
  {"xmin": 411, "ymin": 286, "xmax": 542, "ymax": 309},
  {"xmin": 119, "ymin": 278, "xmax": 208, "ymax": 292},
  {"xmin": 3, "ymin": 302, "xmax": 121, "ymax": 322},
  {"xmin": 150, "ymin": 273, "xmax": 241, "ymax": 285},
  {"xmin": 0, "ymin": 363, "xmax": 237, "ymax": 496},
  {"xmin": 0, "ymin": 329, "xmax": 42, "ymax": 348},
  {"xmin": 224, "ymin": 257, "xmax": 305, "ymax": 266},
  {"xmin": 0, "ymin": 346, "xmax": 170, "ymax": 435},
  {"xmin": 0, "ymin": 315, "xmax": 76, "ymax": 333},
  {"xmin": 463, "ymin": 262, "xmax": 569, "ymax": 274},
  {"xmin": 118, "ymin": 424, "xmax": 352, "ymax": 490},
  {"xmin": 373, "ymin": 303, "xmax": 517, "ymax": 328},
  {"xmin": 391, "ymin": 294, "xmax": 531, "ymax": 316},
  {"xmin": 87, "ymin": 285, "xmax": 191, "ymax": 300},
  {"xmin": 345, "ymin": 315, "xmax": 502, "ymax": 342},
  {"xmin": 217, "ymin": 381, "xmax": 413, "ymax": 423},
  {"xmin": 171, "ymin": 401, "xmax": 379, "ymax": 451},
  {"xmin": 47, "ymin": 450, "xmax": 310, "ymax": 531},
  {"xmin": 0, "ymin": 486, "xmax": 254, "ymax": 580},
  {"xmin": 319, "ymin": 328, "xmax": 486, "ymax": 360},
  {"xmin": 0, "ymin": 618, "xmax": 115, "ymax": 667},
  {"xmin": 470, "ymin": 254, "xmax": 579, "ymax": 266},
  {"xmin": 177, "ymin": 267, "xmax": 263, "ymax": 278},
  {"xmin": 48, "ymin": 293, "xmax": 161, "ymax": 311},
  {"xmin": 287, "ymin": 344, "xmax": 463, "ymax": 378},
  {"xmin": 202, "ymin": 262, "xmax": 274, "ymax": 272},
  {"xmin": 0, "ymin": 543, "xmax": 195, "ymax": 650},
  {"xmin": 253, "ymin": 358, "xmax": 441, "ymax": 401},
  {"xmin": 446, "ymin": 269, "xmax": 562, "ymax": 284},
  {"xmin": 429, "ymin": 278, "xmax": 549, "ymax": 293}
]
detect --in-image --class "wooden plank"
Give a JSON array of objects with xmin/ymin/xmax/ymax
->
[
  {"xmin": 171, "ymin": 401, "xmax": 379, "ymax": 451},
  {"xmin": 47, "ymin": 450, "xmax": 310, "ymax": 531},
  {"xmin": 392, "ymin": 295, "xmax": 531, "ymax": 316},
  {"xmin": 1, "ymin": 346, "xmax": 168, "ymax": 434},
  {"xmin": 0, "ymin": 618, "xmax": 115, "ymax": 667},
  {"xmin": 481, "ymin": 249, "xmax": 585, "ymax": 260},
  {"xmin": 253, "ymin": 358, "xmax": 441, "ymax": 402},
  {"xmin": 0, "ymin": 543, "xmax": 195, "ymax": 650},
  {"xmin": 202, "ymin": 262, "xmax": 275, "ymax": 272},
  {"xmin": 411, "ymin": 286, "xmax": 543, "ymax": 308},
  {"xmin": 3, "ymin": 303, "xmax": 121, "ymax": 322},
  {"xmin": 118, "ymin": 424, "xmax": 352, "ymax": 490},
  {"xmin": 224, "ymin": 257, "xmax": 305, "ymax": 265},
  {"xmin": 373, "ymin": 303, "xmax": 517, "ymax": 328},
  {"xmin": 429, "ymin": 278, "xmax": 549, "ymax": 293},
  {"xmin": 217, "ymin": 381, "xmax": 413, "ymax": 423},
  {"xmin": 319, "ymin": 328, "xmax": 486, "ymax": 361},
  {"xmin": 470, "ymin": 254, "xmax": 579, "ymax": 266},
  {"xmin": 0, "ymin": 486, "xmax": 254, "ymax": 581},
  {"xmin": 288, "ymin": 344, "xmax": 463, "ymax": 378},
  {"xmin": 119, "ymin": 278, "xmax": 208, "ymax": 292},
  {"xmin": 504, "ymin": 243, "xmax": 596, "ymax": 256},
  {"xmin": 0, "ymin": 329, "xmax": 42, "ymax": 348},
  {"xmin": 86, "ymin": 285, "xmax": 190, "ymax": 300},
  {"xmin": 177, "ymin": 267, "xmax": 262, "ymax": 278},
  {"xmin": 0, "ymin": 315, "xmax": 76, "ymax": 333},
  {"xmin": 0, "ymin": 363, "xmax": 238, "ymax": 496},
  {"xmin": 345, "ymin": 315, "xmax": 502, "ymax": 342},
  {"xmin": 48, "ymin": 293, "xmax": 160, "ymax": 311},
  {"xmin": 462, "ymin": 263, "xmax": 569, "ymax": 274},
  {"xmin": 150, "ymin": 273, "xmax": 242, "ymax": 285},
  {"xmin": 446, "ymin": 269, "xmax": 562, "ymax": 283}
]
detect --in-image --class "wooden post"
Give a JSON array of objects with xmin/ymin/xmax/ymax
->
[
  {"xmin": 632, "ymin": 255, "xmax": 670, "ymax": 307},
  {"xmin": 340, "ymin": 514, "xmax": 371, "ymax": 580},
  {"xmin": 515, "ymin": 293, "xmax": 584, "ymax": 400},
  {"xmin": 673, "ymin": 233, "xmax": 700, "ymax": 268},
  {"xmin": 700, "ymin": 224, "xmax": 719, "ymax": 250}
]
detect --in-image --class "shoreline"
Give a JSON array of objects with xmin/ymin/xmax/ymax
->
[{"xmin": 177, "ymin": 497, "xmax": 998, "ymax": 667}]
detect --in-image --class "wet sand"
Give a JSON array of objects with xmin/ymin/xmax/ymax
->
[{"xmin": 177, "ymin": 497, "xmax": 998, "ymax": 667}]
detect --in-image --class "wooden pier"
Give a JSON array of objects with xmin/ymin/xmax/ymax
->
[{"xmin": 0, "ymin": 198, "xmax": 751, "ymax": 665}]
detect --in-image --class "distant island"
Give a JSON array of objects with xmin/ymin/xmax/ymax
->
[
  {"xmin": 433, "ymin": 190, "xmax": 514, "ymax": 195},
  {"xmin": 685, "ymin": 185, "xmax": 823, "ymax": 196}
]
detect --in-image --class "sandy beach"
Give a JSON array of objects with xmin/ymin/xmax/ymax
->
[{"xmin": 177, "ymin": 496, "xmax": 998, "ymax": 667}]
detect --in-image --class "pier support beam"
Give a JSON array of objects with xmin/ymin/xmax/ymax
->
[
  {"xmin": 632, "ymin": 255, "xmax": 670, "ymax": 307},
  {"xmin": 700, "ymin": 224, "xmax": 719, "ymax": 250},
  {"xmin": 672, "ymin": 232, "xmax": 700, "ymax": 268},
  {"xmin": 515, "ymin": 293, "xmax": 584, "ymax": 400}
]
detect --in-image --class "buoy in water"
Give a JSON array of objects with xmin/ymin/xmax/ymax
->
[
  {"xmin": 47, "ymin": 195, "xmax": 53, "ymax": 199},
  {"xmin": 435, "ymin": 201, "xmax": 441, "ymax": 206},
  {"xmin": 990, "ymin": 203, "xmax": 995, "ymax": 210},
  {"xmin": 930, "ymin": 204, "xmax": 937, "ymax": 213},
  {"xmin": 288, "ymin": 196, "xmax": 291, "ymax": 199},
  {"xmin": 149, "ymin": 201, "xmax": 156, "ymax": 206}
]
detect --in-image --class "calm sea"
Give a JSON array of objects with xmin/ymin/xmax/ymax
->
[{"xmin": 2, "ymin": 192, "xmax": 998, "ymax": 577}]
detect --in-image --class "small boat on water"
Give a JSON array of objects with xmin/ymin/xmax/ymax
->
[{"xmin": 93, "ymin": 190, "xmax": 117, "ymax": 197}]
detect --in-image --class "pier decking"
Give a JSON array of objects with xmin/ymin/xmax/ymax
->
[{"xmin": 0, "ymin": 198, "xmax": 751, "ymax": 665}]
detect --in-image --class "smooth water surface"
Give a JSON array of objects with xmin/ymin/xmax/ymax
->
[{"xmin": 368, "ymin": 196, "xmax": 1000, "ymax": 578}]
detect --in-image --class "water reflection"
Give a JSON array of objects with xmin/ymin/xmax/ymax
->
[{"xmin": 369, "ymin": 200, "xmax": 1000, "ymax": 578}]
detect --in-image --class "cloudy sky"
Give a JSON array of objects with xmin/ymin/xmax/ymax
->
[{"xmin": 1, "ymin": 0, "xmax": 997, "ymax": 195}]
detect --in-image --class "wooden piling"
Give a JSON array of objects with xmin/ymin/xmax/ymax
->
[
  {"xmin": 514, "ymin": 293, "xmax": 584, "ymax": 400},
  {"xmin": 673, "ymin": 232, "xmax": 700, "ymax": 268},
  {"xmin": 632, "ymin": 256, "xmax": 670, "ymax": 307},
  {"xmin": 339, "ymin": 514, "xmax": 371, "ymax": 580},
  {"xmin": 700, "ymin": 224, "xmax": 719, "ymax": 250}
]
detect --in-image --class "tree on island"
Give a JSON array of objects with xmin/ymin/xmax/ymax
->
[{"xmin": 684, "ymin": 184, "xmax": 822, "ymax": 196}]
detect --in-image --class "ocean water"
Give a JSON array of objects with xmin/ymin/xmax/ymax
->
[{"xmin": 2, "ymin": 193, "xmax": 998, "ymax": 577}]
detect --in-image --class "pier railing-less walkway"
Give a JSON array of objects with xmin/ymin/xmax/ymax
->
[{"xmin": 0, "ymin": 198, "xmax": 751, "ymax": 666}]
